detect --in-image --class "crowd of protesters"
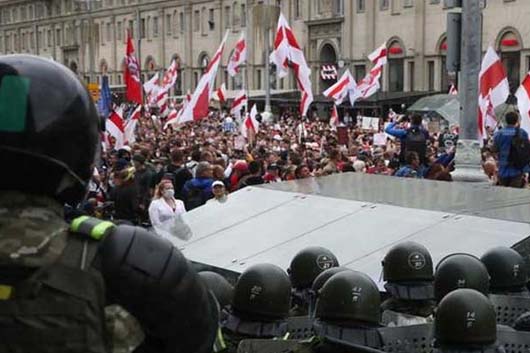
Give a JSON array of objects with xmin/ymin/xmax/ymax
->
[{"xmin": 81, "ymin": 104, "xmax": 529, "ymax": 226}]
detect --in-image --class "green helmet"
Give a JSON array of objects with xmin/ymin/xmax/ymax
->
[
  {"xmin": 434, "ymin": 253, "xmax": 490, "ymax": 302},
  {"xmin": 480, "ymin": 247, "xmax": 527, "ymax": 290},
  {"xmin": 288, "ymin": 246, "xmax": 339, "ymax": 289},
  {"xmin": 198, "ymin": 271, "xmax": 234, "ymax": 309},
  {"xmin": 312, "ymin": 267, "xmax": 351, "ymax": 294},
  {"xmin": 232, "ymin": 264, "xmax": 292, "ymax": 321},
  {"xmin": 382, "ymin": 241, "xmax": 433, "ymax": 282},
  {"xmin": 315, "ymin": 271, "xmax": 380, "ymax": 325},
  {"xmin": 434, "ymin": 289, "xmax": 496, "ymax": 346}
]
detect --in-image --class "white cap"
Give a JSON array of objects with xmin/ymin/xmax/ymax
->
[{"xmin": 212, "ymin": 180, "xmax": 225, "ymax": 188}]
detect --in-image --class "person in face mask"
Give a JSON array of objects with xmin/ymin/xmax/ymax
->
[{"xmin": 148, "ymin": 179, "xmax": 186, "ymax": 232}]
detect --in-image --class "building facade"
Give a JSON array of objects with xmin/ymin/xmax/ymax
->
[{"xmin": 0, "ymin": 0, "xmax": 527, "ymax": 101}]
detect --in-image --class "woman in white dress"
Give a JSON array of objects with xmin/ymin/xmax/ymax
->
[{"xmin": 148, "ymin": 180, "xmax": 186, "ymax": 233}]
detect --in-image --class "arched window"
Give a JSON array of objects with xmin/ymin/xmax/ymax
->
[
  {"xmin": 497, "ymin": 30, "xmax": 521, "ymax": 94},
  {"xmin": 319, "ymin": 43, "xmax": 337, "ymax": 91},
  {"xmin": 387, "ymin": 40, "xmax": 404, "ymax": 92}
]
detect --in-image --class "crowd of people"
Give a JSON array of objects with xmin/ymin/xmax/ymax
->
[{"xmin": 85, "ymin": 102, "xmax": 529, "ymax": 227}]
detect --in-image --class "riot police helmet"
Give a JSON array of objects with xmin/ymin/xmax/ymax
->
[
  {"xmin": 312, "ymin": 267, "xmax": 351, "ymax": 294},
  {"xmin": 481, "ymin": 247, "xmax": 527, "ymax": 291},
  {"xmin": 0, "ymin": 55, "xmax": 100, "ymax": 205},
  {"xmin": 232, "ymin": 263, "xmax": 292, "ymax": 321},
  {"xmin": 434, "ymin": 289, "xmax": 496, "ymax": 346},
  {"xmin": 382, "ymin": 241, "xmax": 434, "ymax": 283},
  {"xmin": 315, "ymin": 271, "xmax": 381, "ymax": 326},
  {"xmin": 198, "ymin": 271, "xmax": 234, "ymax": 309},
  {"xmin": 288, "ymin": 246, "xmax": 339, "ymax": 290},
  {"xmin": 434, "ymin": 253, "xmax": 490, "ymax": 302}
]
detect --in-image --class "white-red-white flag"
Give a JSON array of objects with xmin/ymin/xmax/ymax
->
[
  {"xmin": 449, "ymin": 84, "xmax": 458, "ymax": 95},
  {"xmin": 230, "ymin": 90, "xmax": 247, "ymax": 118},
  {"xmin": 516, "ymin": 72, "xmax": 530, "ymax": 136},
  {"xmin": 164, "ymin": 91, "xmax": 191, "ymax": 129},
  {"xmin": 124, "ymin": 104, "xmax": 142, "ymax": 145},
  {"xmin": 107, "ymin": 107, "xmax": 125, "ymax": 149},
  {"xmin": 156, "ymin": 89, "xmax": 169, "ymax": 117},
  {"xmin": 323, "ymin": 69, "xmax": 357, "ymax": 105},
  {"xmin": 241, "ymin": 104, "xmax": 259, "ymax": 138},
  {"xmin": 179, "ymin": 31, "xmax": 229, "ymax": 124},
  {"xmin": 228, "ymin": 33, "xmax": 247, "ymax": 77},
  {"xmin": 161, "ymin": 59, "xmax": 179, "ymax": 91},
  {"xmin": 478, "ymin": 46, "xmax": 509, "ymax": 141},
  {"xmin": 368, "ymin": 43, "xmax": 388, "ymax": 68},
  {"xmin": 143, "ymin": 73, "xmax": 159, "ymax": 96},
  {"xmin": 330, "ymin": 105, "xmax": 339, "ymax": 130},
  {"xmin": 215, "ymin": 83, "xmax": 227, "ymax": 104},
  {"xmin": 270, "ymin": 13, "xmax": 313, "ymax": 116},
  {"xmin": 350, "ymin": 66, "xmax": 383, "ymax": 103}
]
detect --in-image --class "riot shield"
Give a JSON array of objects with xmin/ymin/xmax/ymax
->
[
  {"xmin": 490, "ymin": 294, "xmax": 530, "ymax": 327},
  {"xmin": 286, "ymin": 316, "xmax": 314, "ymax": 340},
  {"xmin": 237, "ymin": 339, "xmax": 299, "ymax": 353},
  {"xmin": 378, "ymin": 323, "xmax": 433, "ymax": 353},
  {"xmin": 496, "ymin": 329, "xmax": 530, "ymax": 353}
]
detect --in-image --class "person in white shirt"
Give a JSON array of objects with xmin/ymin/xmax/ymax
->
[{"xmin": 148, "ymin": 179, "xmax": 186, "ymax": 230}]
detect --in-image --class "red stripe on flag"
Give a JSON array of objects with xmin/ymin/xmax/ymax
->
[
  {"xmin": 285, "ymin": 28, "xmax": 301, "ymax": 50},
  {"xmin": 480, "ymin": 60, "xmax": 507, "ymax": 97},
  {"xmin": 326, "ymin": 77, "xmax": 351, "ymax": 98}
]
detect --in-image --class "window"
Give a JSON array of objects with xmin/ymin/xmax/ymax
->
[
  {"xmin": 225, "ymin": 6, "xmax": 230, "ymax": 29},
  {"xmin": 28, "ymin": 5, "xmax": 33, "ymax": 19},
  {"xmin": 106, "ymin": 23, "xmax": 111, "ymax": 42},
  {"xmin": 66, "ymin": 0, "xmax": 72, "ymax": 13},
  {"xmin": 294, "ymin": 0, "xmax": 301, "ymax": 17},
  {"xmin": 502, "ymin": 51, "xmax": 520, "ymax": 94},
  {"xmin": 140, "ymin": 18, "xmax": 146, "ymax": 38},
  {"xmin": 408, "ymin": 61, "xmax": 415, "ymax": 91},
  {"xmin": 47, "ymin": 30, "xmax": 52, "ymax": 47},
  {"xmin": 179, "ymin": 12, "xmax": 184, "ymax": 32},
  {"xmin": 357, "ymin": 0, "xmax": 365, "ymax": 12},
  {"xmin": 117, "ymin": 21, "xmax": 122, "ymax": 40},
  {"xmin": 403, "ymin": 0, "xmax": 414, "ymax": 7},
  {"xmin": 201, "ymin": 8, "xmax": 207, "ymax": 34},
  {"xmin": 354, "ymin": 65, "xmax": 366, "ymax": 82},
  {"xmin": 256, "ymin": 69, "xmax": 262, "ymax": 89},
  {"xmin": 12, "ymin": 8, "xmax": 17, "ymax": 22},
  {"xmin": 38, "ymin": 31, "xmax": 43, "ymax": 48},
  {"xmin": 388, "ymin": 58, "xmax": 404, "ymax": 92},
  {"xmin": 441, "ymin": 56, "xmax": 449, "ymax": 92},
  {"xmin": 173, "ymin": 11, "xmax": 178, "ymax": 34},
  {"xmin": 430, "ymin": 0, "xmax": 440, "ymax": 3},
  {"xmin": 30, "ymin": 31, "xmax": 34, "ymax": 49},
  {"xmin": 5, "ymin": 34, "xmax": 10, "ymax": 51},
  {"xmin": 334, "ymin": 0, "xmax": 344, "ymax": 15},
  {"xmin": 146, "ymin": 17, "xmax": 151, "ymax": 39},
  {"xmin": 241, "ymin": 4, "xmax": 246, "ymax": 26},
  {"xmin": 22, "ymin": 33, "xmax": 26, "ymax": 50},
  {"xmin": 107, "ymin": 0, "xmax": 114, "ymax": 7},
  {"xmin": 209, "ymin": 9, "xmax": 215, "ymax": 30},
  {"xmin": 117, "ymin": 74, "xmax": 122, "ymax": 85},
  {"xmin": 428, "ymin": 61, "xmax": 435, "ymax": 91},
  {"xmin": 56, "ymin": 28, "xmax": 61, "ymax": 46},
  {"xmin": 166, "ymin": 14, "xmax": 171, "ymax": 35},
  {"xmin": 194, "ymin": 72, "xmax": 199, "ymax": 88},
  {"xmin": 380, "ymin": 0, "xmax": 389, "ymax": 10},
  {"xmin": 194, "ymin": 10, "xmax": 200, "ymax": 32},
  {"xmin": 153, "ymin": 17, "xmax": 158, "ymax": 37},
  {"xmin": 21, "ymin": 6, "xmax": 26, "ymax": 21}
]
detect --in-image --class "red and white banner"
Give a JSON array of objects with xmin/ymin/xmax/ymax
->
[
  {"xmin": 515, "ymin": 72, "xmax": 530, "ymax": 136},
  {"xmin": 179, "ymin": 31, "xmax": 229, "ymax": 124},
  {"xmin": 323, "ymin": 69, "xmax": 357, "ymax": 105},
  {"xmin": 241, "ymin": 104, "xmax": 259, "ymax": 138},
  {"xmin": 161, "ymin": 59, "xmax": 179, "ymax": 91},
  {"xmin": 215, "ymin": 83, "xmax": 227, "ymax": 104},
  {"xmin": 368, "ymin": 43, "xmax": 388, "ymax": 68},
  {"xmin": 478, "ymin": 46, "xmax": 509, "ymax": 141},
  {"xmin": 107, "ymin": 107, "xmax": 125, "ymax": 148},
  {"xmin": 124, "ymin": 31, "xmax": 143, "ymax": 104},
  {"xmin": 164, "ymin": 91, "xmax": 191, "ymax": 129},
  {"xmin": 449, "ymin": 84, "xmax": 458, "ymax": 95},
  {"xmin": 143, "ymin": 73, "xmax": 159, "ymax": 97},
  {"xmin": 156, "ymin": 89, "xmax": 169, "ymax": 117},
  {"xmin": 321, "ymin": 65, "xmax": 338, "ymax": 80},
  {"xmin": 124, "ymin": 104, "xmax": 142, "ymax": 145},
  {"xmin": 230, "ymin": 90, "xmax": 247, "ymax": 118},
  {"xmin": 270, "ymin": 13, "xmax": 313, "ymax": 116},
  {"xmin": 228, "ymin": 33, "xmax": 247, "ymax": 77}
]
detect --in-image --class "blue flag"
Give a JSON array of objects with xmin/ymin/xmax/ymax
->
[{"xmin": 97, "ymin": 75, "xmax": 112, "ymax": 119}]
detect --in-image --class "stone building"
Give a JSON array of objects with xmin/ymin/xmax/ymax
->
[{"xmin": 0, "ymin": 0, "xmax": 527, "ymax": 107}]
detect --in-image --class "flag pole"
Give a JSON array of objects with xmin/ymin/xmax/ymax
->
[
  {"xmin": 136, "ymin": 9, "xmax": 144, "ymax": 107},
  {"xmin": 244, "ymin": 0, "xmax": 250, "ymax": 117}
]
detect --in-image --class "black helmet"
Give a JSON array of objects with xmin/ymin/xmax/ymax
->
[
  {"xmin": 315, "ymin": 271, "xmax": 380, "ymax": 325},
  {"xmin": 434, "ymin": 253, "xmax": 490, "ymax": 302},
  {"xmin": 382, "ymin": 241, "xmax": 433, "ymax": 282},
  {"xmin": 232, "ymin": 263, "xmax": 292, "ymax": 321},
  {"xmin": 288, "ymin": 246, "xmax": 339, "ymax": 289},
  {"xmin": 198, "ymin": 271, "xmax": 234, "ymax": 309},
  {"xmin": 312, "ymin": 267, "xmax": 351, "ymax": 294},
  {"xmin": 0, "ymin": 55, "xmax": 100, "ymax": 205},
  {"xmin": 434, "ymin": 289, "xmax": 496, "ymax": 346},
  {"xmin": 481, "ymin": 247, "xmax": 527, "ymax": 290}
]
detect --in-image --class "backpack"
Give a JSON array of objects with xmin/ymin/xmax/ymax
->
[
  {"xmin": 509, "ymin": 127, "xmax": 530, "ymax": 169},
  {"xmin": 404, "ymin": 127, "xmax": 427, "ymax": 164},
  {"xmin": 185, "ymin": 186, "xmax": 208, "ymax": 210},
  {"xmin": 0, "ymin": 233, "xmax": 108, "ymax": 353}
]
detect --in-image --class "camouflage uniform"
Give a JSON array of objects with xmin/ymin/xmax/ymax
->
[{"xmin": 0, "ymin": 191, "xmax": 144, "ymax": 353}]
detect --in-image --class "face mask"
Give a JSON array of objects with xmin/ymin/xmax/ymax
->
[{"xmin": 163, "ymin": 189, "xmax": 174, "ymax": 199}]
